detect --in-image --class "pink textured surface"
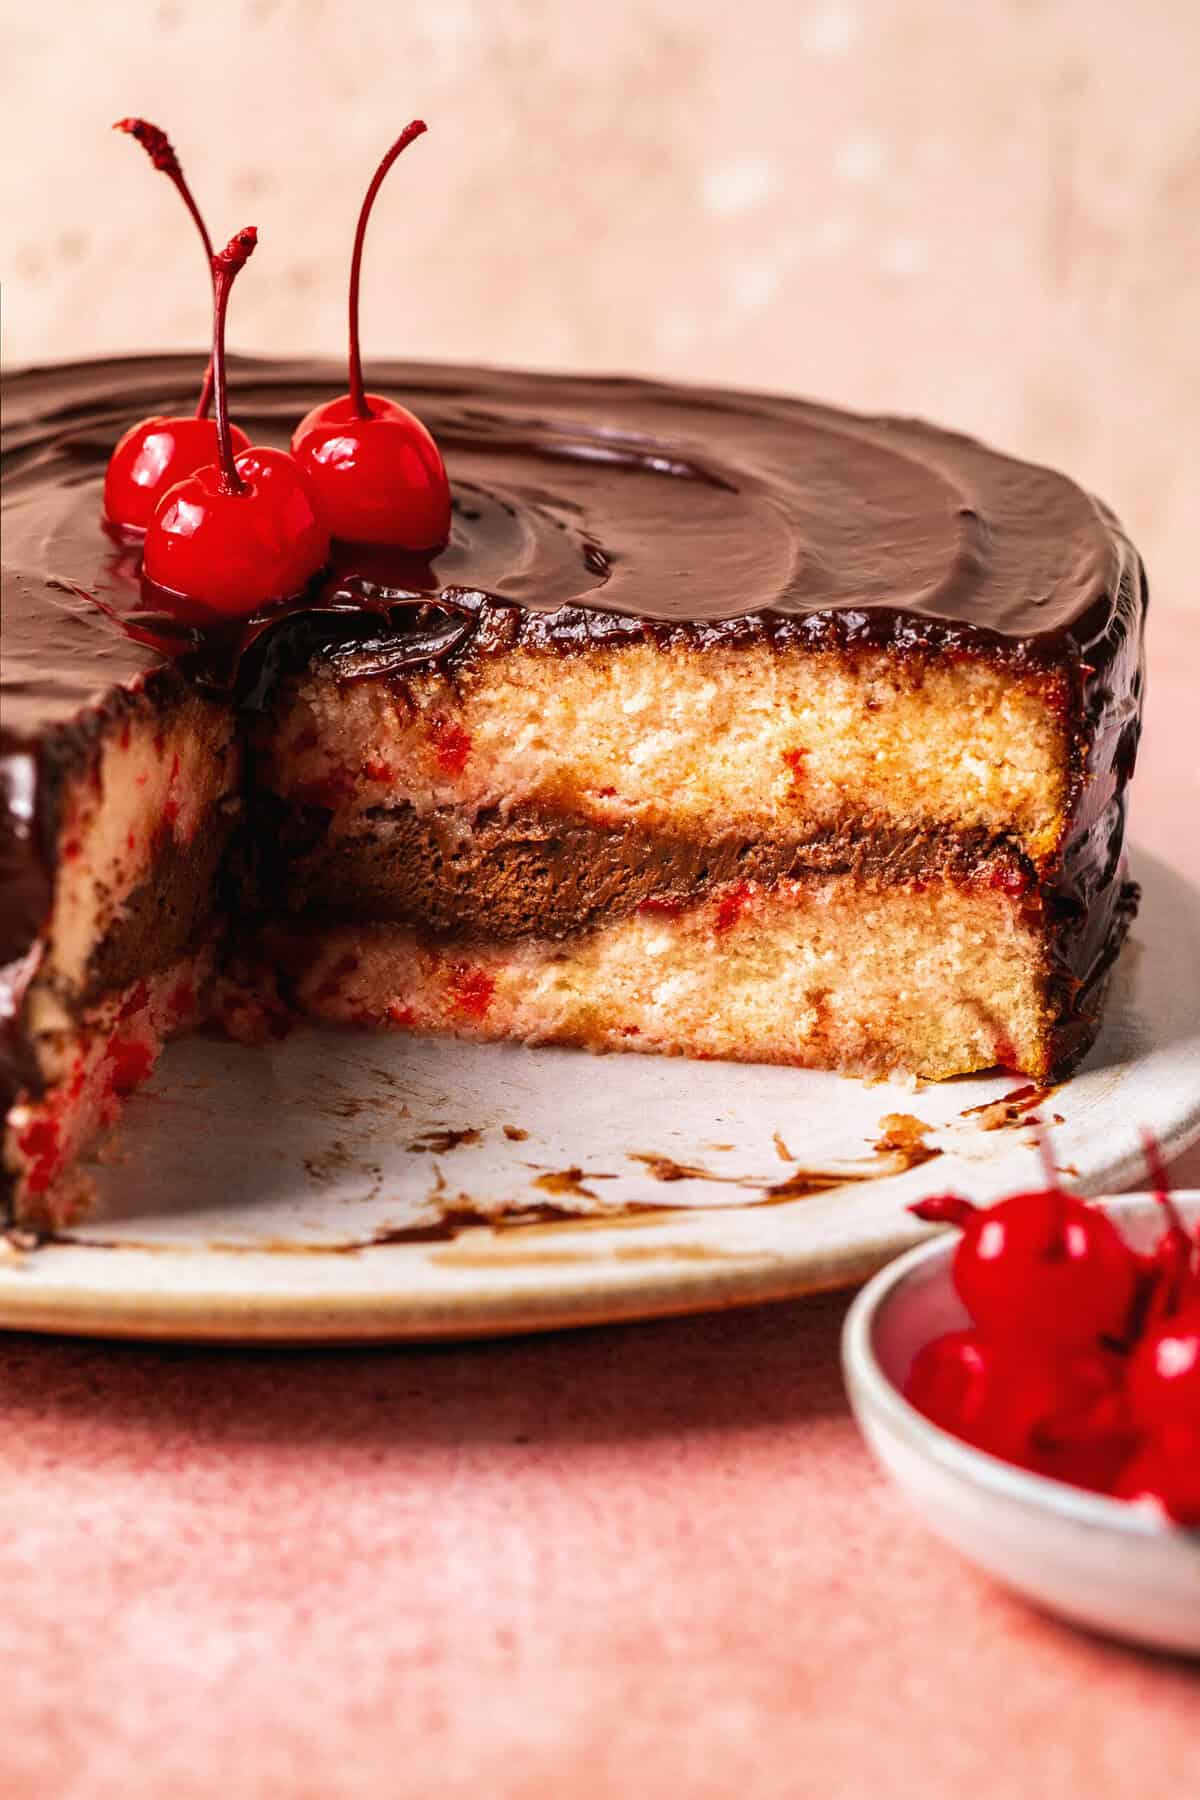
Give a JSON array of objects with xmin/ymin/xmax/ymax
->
[
  {"xmin": 0, "ymin": 613, "xmax": 1197, "ymax": 1797},
  {"xmin": 6, "ymin": 2, "xmax": 1200, "ymax": 620}
]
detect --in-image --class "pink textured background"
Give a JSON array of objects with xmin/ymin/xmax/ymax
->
[
  {"xmin": 3, "ymin": 0, "xmax": 1199, "ymax": 617},
  {"xmin": 0, "ymin": 611, "xmax": 1196, "ymax": 1796}
]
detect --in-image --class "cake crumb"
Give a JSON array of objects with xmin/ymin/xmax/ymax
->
[
  {"xmin": 89, "ymin": 1132, "xmax": 130, "ymax": 1169},
  {"xmin": 2, "ymin": 1227, "xmax": 41, "ymax": 1260},
  {"xmin": 533, "ymin": 1168, "xmax": 598, "ymax": 1202},
  {"xmin": 874, "ymin": 1112, "xmax": 940, "ymax": 1168}
]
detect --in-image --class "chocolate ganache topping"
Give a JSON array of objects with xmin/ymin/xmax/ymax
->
[
  {"xmin": 2, "ymin": 354, "xmax": 1145, "ymax": 1080},
  {"xmin": 4, "ymin": 352, "xmax": 1141, "ymax": 712}
]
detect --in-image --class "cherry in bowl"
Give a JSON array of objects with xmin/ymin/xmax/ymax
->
[{"xmin": 842, "ymin": 1189, "xmax": 1200, "ymax": 1657}]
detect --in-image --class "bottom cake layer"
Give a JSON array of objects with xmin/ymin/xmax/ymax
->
[{"xmin": 265, "ymin": 874, "xmax": 1057, "ymax": 1083}]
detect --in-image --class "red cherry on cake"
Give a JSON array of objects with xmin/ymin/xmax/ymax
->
[
  {"xmin": 103, "ymin": 118, "xmax": 249, "ymax": 533},
  {"xmin": 106, "ymin": 413, "xmax": 252, "ymax": 539},
  {"xmin": 291, "ymin": 389, "xmax": 450, "ymax": 548},
  {"xmin": 143, "ymin": 228, "xmax": 330, "ymax": 617},
  {"xmin": 291, "ymin": 120, "xmax": 451, "ymax": 549}
]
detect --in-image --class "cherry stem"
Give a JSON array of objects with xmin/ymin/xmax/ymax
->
[
  {"xmin": 1141, "ymin": 1127, "xmax": 1194, "ymax": 1297},
  {"xmin": 210, "ymin": 228, "xmax": 258, "ymax": 496},
  {"xmin": 1141, "ymin": 1128, "xmax": 1174, "ymax": 1211},
  {"xmin": 346, "ymin": 120, "xmax": 428, "ymax": 419},
  {"xmin": 114, "ymin": 118, "xmax": 216, "ymax": 420},
  {"xmin": 1029, "ymin": 1126, "xmax": 1076, "ymax": 1263}
]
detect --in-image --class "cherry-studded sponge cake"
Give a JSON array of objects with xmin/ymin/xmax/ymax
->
[{"xmin": 1, "ymin": 357, "xmax": 1145, "ymax": 1226}]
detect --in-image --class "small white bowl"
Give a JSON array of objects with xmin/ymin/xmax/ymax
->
[{"xmin": 842, "ymin": 1192, "xmax": 1200, "ymax": 1656}]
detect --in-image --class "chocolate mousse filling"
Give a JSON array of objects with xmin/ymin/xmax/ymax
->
[
  {"xmin": 80, "ymin": 816, "xmax": 234, "ymax": 1004},
  {"xmin": 256, "ymin": 801, "xmax": 1038, "ymax": 941}
]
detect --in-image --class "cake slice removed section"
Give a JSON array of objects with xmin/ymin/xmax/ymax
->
[{"xmin": 1, "ymin": 688, "xmax": 238, "ymax": 1226}]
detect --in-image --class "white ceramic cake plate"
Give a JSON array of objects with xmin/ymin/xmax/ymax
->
[{"xmin": 1, "ymin": 846, "xmax": 1198, "ymax": 1343}]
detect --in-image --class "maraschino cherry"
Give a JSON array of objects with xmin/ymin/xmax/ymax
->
[
  {"xmin": 143, "ymin": 227, "xmax": 330, "ymax": 617},
  {"xmin": 906, "ymin": 1328, "xmax": 1127, "ymax": 1486},
  {"xmin": 1127, "ymin": 1135, "xmax": 1200, "ymax": 1434},
  {"xmin": 291, "ymin": 120, "xmax": 451, "ymax": 548},
  {"xmin": 910, "ymin": 1155, "xmax": 1137, "ymax": 1353},
  {"xmin": 1114, "ymin": 1430, "xmax": 1200, "ymax": 1526},
  {"xmin": 103, "ymin": 119, "xmax": 249, "ymax": 533},
  {"xmin": 1129, "ymin": 1305, "xmax": 1200, "ymax": 1433},
  {"xmin": 903, "ymin": 1132, "xmax": 1199, "ymax": 1523},
  {"xmin": 1134, "ymin": 1128, "xmax": 1200, "ymax": 1327}
]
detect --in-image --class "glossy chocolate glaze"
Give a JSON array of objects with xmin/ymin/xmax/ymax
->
[
  {"xmin": 2, "ymin": 353, "xmax": 1145, "ymax": 1126},
  {"xmin": 4, "ymin": 352, "xmax": 1142, "ymax": 699}
]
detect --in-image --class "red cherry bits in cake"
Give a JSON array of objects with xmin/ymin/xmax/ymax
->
[
  {"xmin": 291, "ymin": 121, "xmax": 452, "ymax": 549},
  {"xmin": 103, "ymin": 120, "xmax": 249, "ymax": 532},
  {"xmin": 142, "ymin": 228, "xmax": 330, "ymax": 617},
  {"xmin": 904, "ymin": 1134, "xmax": 1200, "ymax": 1526}
]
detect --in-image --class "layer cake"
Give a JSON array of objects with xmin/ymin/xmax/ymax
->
[{"xmin": 1, "ymin": 356, "xmax": 1146, "ymax": 1225}]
